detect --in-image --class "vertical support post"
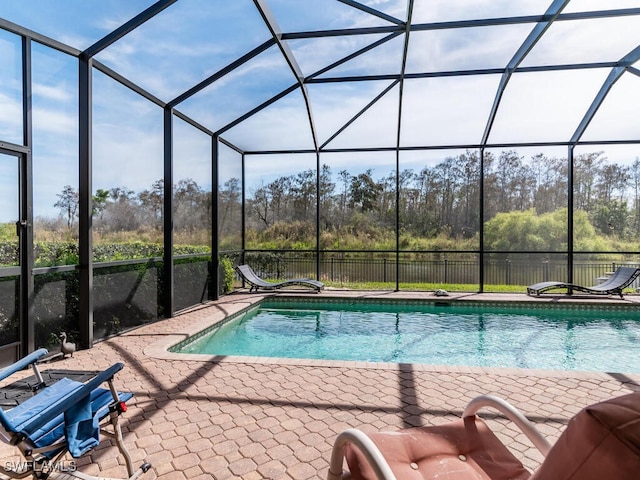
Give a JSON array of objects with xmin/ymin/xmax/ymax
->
[
  {"xmin": 395, "ymin": 149, "xmax": 400, "ymax": 291},
  {"xmin": 211, "ymin": 136, "xmax": 219, "ymax": 300},
  {"xmin": 479, "ymin": 148, "xmax": 485, "ymax": 293},
  {"xmin": 163, "ymin": 107, "xmax": 174, "ymax": 318},
  {"xmin": 567, "ymin": 146, "xmax": 574, "ymax": 286},
  {"xmin": 316, "ymin": 152, "xmax": 321, "ymax": 281},
  {"xmin": 20, "ymin": 37, "xmax": 35, "ymax": 355},
  {"xmin": 78, "ymin": 55, "xmax": 93, "ymax": 349},
  {"xmin": 241, "ymin": 152, "xmax": 246, "ymax": 267}
]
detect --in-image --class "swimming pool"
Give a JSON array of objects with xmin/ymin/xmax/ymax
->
[{"xmin": 172, "ymin": 299, "xmax": 640, "ymax": 373}]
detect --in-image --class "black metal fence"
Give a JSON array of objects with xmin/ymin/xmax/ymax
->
[
  {"xmin": 242, "ymin": 250, "xmax": 640, "ymax": 290},
  {"xmin": 3, "ymin": 250, "xmax": 637, "ymax": 359}
]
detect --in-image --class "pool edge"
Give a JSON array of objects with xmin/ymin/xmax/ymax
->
[{"xmin": 142, "ymin": 291, "xmax": 640, "ymax": 379}]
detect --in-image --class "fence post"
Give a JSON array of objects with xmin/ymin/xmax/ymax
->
[
  {"xmin": 543, "ymin": 261, "xmax": 549, "ymax": 282},
  {"xmin": 383, "ymin": 258, "xmax": 387, "ymax": 283},
  {"xmin": 331, "ymin": 257, "xmax": 334, "ymax": 282},
  {"xmin": 505, "ymin": 259, "xmax": 511, "ymax": 285},
  {"xmin": 444, "ymin": 258, "xmax": 448, "ymax": 284}
]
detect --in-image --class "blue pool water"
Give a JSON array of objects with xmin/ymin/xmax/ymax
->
[{"xmin": 174, "ymin": 300, "xmax": 640, "ymax": 373}]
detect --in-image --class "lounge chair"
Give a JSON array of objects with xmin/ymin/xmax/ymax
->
[
  {"xmin": 0, "ymin": 348, "xmax": 151, "ymax": 480},
  {"xmin": 526, "ymin": 265, "xmax": 640, "ymax": 298},
  {"xmin": 236, "ymin": 264, "xmax": 324, "ymax": 293},
  {"xmin": 328, "ymin": 391, "xmax": 640, "ymax": 480}
]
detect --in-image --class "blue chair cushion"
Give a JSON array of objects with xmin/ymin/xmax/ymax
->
[{"xmin": 5, "ymin": 378, "xmax": 133, "ymax": 459}]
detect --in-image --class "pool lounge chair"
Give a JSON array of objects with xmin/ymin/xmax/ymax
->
[
  {"xmin": 328, "ymin": 391, "xmax": 640, "ymax": 480},
  {"xmin": 526, "ymin": 265, "xmax": 640, "ymax": 298},
  {"xmin": 236, "ymin": 264, "xmax": 324, "ymax": 293},
  {"xmin": 0, "ymin": 348, "xmax": 151, "ymax": 480}
]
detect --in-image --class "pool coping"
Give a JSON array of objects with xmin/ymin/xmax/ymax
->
[{"xmin": 143, "ymin": 290, "xmax": 640, "ymax": 379}]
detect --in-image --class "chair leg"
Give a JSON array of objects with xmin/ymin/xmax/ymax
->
[{"xmin": 98, "ymin": 408, "xmax": 151, "ymax": 480}]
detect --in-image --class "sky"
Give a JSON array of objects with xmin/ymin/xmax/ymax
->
[{"xmin": 0, "ymin": 0, "xmax": 639, "ymax": 220}]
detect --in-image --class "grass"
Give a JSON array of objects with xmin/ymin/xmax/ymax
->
[{"xmin": 320, "ymin": 281, "xmax": 528, "ymax": 293}]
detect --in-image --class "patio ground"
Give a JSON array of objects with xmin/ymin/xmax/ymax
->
[{"xmin": 2, "ymin": 290, "xmax": 639, "ymax": 480}]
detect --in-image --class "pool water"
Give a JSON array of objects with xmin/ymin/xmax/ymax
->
[{"xmin": 174, "ymin": 300, "xmax": 640, "ymax": 373}]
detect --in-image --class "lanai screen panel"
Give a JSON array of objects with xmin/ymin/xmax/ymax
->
[
  {"xmin": 91, "ymin": 69, "xmax": 164, "ymax": 258},
  {"xmin": 307, "ymin": 80, "xmax": 397, "ymax": 148},
  {"xmin": 399, "ymin": 149, "xmax": 480, "ymax": 245},
  {"xmin": 93, "ymin": 0, "xmax": 272, "ymax": 101},
  {"xmin": 177, "ymin": 46, "xmax": 297, "ymax": 135},
  {"xmin": 218, "ymin": 144, "xmax": 242, "ymax": 252},
  {"xmin": 31, "ymin": 42, "xmax": 79, "ymax": 256},
  {"xmin": 412, "ymin": 0, "xmax": 552, "ymax": 23},
  {"xmin": 580, "ymin": 74, "xmax": 640, "ymax": 142},
  {"xmin": 405, "ymin": 24, "xmax": 535, "ymax": 73},
  {"xmin": 0, "ymin": 30, "xmax": 22, "ymax": 145},
  {"xmin": 487, "ymin": 69, "xmax": 611, "ymax": 144},
  {"xmin": 223, "ymin": 88, "xmax": 315, "ymax": 151},
  {"xmin": 244, "ymin": 153, "xmax": 318, "ymax": 249},
  {"xmin": 267, "ymin": 0, "xmax": 399, "ymax": 31},
  {"xmin": 400, "ymin": 75, "xmax": 500, "ymax": 147},
  {"xmin": 0, "ymin": 1, "xmax": 157, "ymax": 50}
]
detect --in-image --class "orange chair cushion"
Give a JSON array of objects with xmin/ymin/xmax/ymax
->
[
  {"xmin": 530, "ymin": 391, "xmax": 640, "ymax": 480},
  {"xmin": 345, "ymin": 416, "xmax": 531, "ymax": 480}
]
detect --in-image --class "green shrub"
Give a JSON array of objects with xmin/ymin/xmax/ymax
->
[{"xmin": 220, "ymin": 256, "xmax": 235, "ymax": 293}]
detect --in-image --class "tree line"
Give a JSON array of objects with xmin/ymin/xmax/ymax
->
[
  {"xmin": 245, "ymin": 150, "xmax": 640, "ymax": 244},
  {"xmin": 52, "ymin": 179, "xmax": 212, "ymax": 241},
  {"xmin": 49, "ymin": 150, "xmax": 640, "ymax": 249}
]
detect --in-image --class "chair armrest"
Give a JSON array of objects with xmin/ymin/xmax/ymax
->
[
  {"xmin": 462, "ymin": 394, "xmax": 552, "ymax": 456},
  {"xmin": 0, "ymin": 349, "xmax": 48, "ymax": 382},
  {"xmin": 17, "ymin": 363, "xmax": 125, "ymax": 435},
  {"xmin": 327, "ymin": 428, "xmax": 398, "ymax": 480}
]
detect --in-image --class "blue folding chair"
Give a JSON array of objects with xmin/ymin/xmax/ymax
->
[{"xmin": 0, "ymin": 349, "xmax": 151, "ymax": 480}]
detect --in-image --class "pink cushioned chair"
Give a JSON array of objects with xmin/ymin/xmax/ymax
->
[{"xmin": 327, "ymin": 392, "xmax": 640, "ymax": 480}]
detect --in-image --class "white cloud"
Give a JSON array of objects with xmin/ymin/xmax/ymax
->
[
  {"xmin": 412, "ymin": 0, "xmax": 551, "ymax": 23},
  {"xmin": 523, "ymin": 16, "xmax": 640, "ymax": 66},
  {"xmin": 222, "ymin": 89, "xmax": 314, "ymax": 151},
  {"xmin": 489, "ymin": 69, "xmax": 612, "ymax": 144},
  {"xmin": 581, "ymin": 73, "xmax": 640, "ymax": 142},
  {"xmin": 0, "ymin": 161, "xmax": 19, "ymax": 222},
  {"xmin": 400, "ymin": 75, "xmax": 501, "ymax": 146},
  {"xmin": 0, "ymin": 93, "xmax": 22, "ymax": 141},
  {"xmin": 32, "ymin": 82, "xmax": 74, "ymax": 102}
]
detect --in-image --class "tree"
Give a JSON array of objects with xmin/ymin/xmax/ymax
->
[
  {"xmin": 138, "ymin": 179, "xmax": 164, "ymax": 229},
  {"xmin": 103, "ymin": 186, "xmax": 140, "ymax": 232},
  {"xmin": 592, "ymin": 200, "xmax": 628, "ymax": 238},
  {"xmin": 219, "ymin": 177, "xmax": 241, "ymax": 240},
  {"xmin": 291, "ymin": 169, "xmax": 316, "ymax": 222},
  {"xmin": 174, "ymin": 178, "xmax": 205, "ymax": 233},
  {"xmin": 484, "ymin": 208, "xmax": 569, "ymax": 251},
  {"xmin": 250, "ymin": 182, "xmax": 271, "ymax": 228},
  {"xmin": 337, "ymin": 169, "xmax": 351, "ymax": 226},
  {"xmin": 319, "ymin": 164, "xmax": 335, "ymax": 229},
  {"xmin": 92, "ymin": 189, "xmax": 110, "ymax": 220},
  {"xmin": 349, "ymin": 169, "xmax": 382, "ymax": 213},
  {"xmin": 54, "ymin": 185, "xmax": 79, "ymax": 229},
  {"xmin": 631, "ymin": 157, "xmax": 640, "ymax": 236},
  {"xmin": 573, "ymin": 151, "xmax": 605, "ymax": 213}
]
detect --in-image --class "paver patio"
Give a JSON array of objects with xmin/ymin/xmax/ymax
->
[{"xmin": 2, "ymin": 291, "xmax": 639, "ymax": 479}]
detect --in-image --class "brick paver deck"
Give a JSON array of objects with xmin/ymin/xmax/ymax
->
[{"xmin": 2, "ymin": 291, "xmax": 639, "ymax": 479}]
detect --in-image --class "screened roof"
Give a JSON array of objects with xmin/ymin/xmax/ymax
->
[{"xmin": 1, "ymin": 0, "xmax": 639, "ymax": 154}]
